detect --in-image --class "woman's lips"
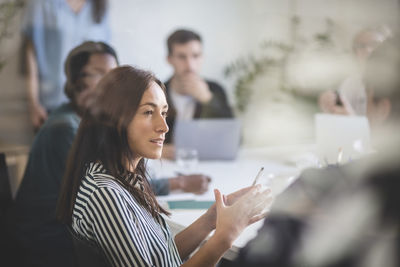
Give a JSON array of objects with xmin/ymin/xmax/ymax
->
[{"xmin": 150, "ymin": 138, "xmax": 164, "ymax": 146}]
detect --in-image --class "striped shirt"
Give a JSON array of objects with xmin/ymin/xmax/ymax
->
[{"xmin": 72, "ymin": 162, "xmax": 182, "ymax": 267}]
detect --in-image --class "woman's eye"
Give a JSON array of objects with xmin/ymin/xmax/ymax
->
[
  {"xmin": 144, "ymin": 110, "xmax": 153, "ymax": 115},
  {"xmin": 162, "ymin": 111, "xmax": 168, "ymax": 118}
]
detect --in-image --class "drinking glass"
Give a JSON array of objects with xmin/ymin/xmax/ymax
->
[{"xmin": 176, "ymin": 148, "xmax": 198, "ymax": 173}]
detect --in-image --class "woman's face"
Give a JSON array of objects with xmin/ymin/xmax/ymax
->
[
  {"xmin": 127, "ymin": 82, "xmax": 169, "ymax": 161},
  {"xmin": 76, "ymin": 53, "xmax": 118, "ymax": 110}
]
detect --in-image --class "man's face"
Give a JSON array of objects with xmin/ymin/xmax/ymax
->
[
  {"xmin": 167, "ymin": 40, "xmax": 203, "ymax": 77},
  {"xmin": 76, "ymin": 53, "xmax": 118, "ymax": 109}
]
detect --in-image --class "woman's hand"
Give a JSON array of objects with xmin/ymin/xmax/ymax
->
[
  {"xmin": 203, "ymin": 185, "xmax": 264, "ymax": 230},
  {"xmin": 213, "ymin": 186, "xmax": 273, "ymax": 246},
  {"xmin": 176, "ymin": 186, "xmax": 273, "ymax": 265}
]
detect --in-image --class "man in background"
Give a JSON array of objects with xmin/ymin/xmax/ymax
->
[{"xmin": 164, "ymin": 29, "xmax": 233, "ymax": 148}]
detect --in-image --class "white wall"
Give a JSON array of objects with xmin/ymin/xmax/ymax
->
[
  {"xmin": 108, "ymin": 0, "xmax": 399, "ymax": 146},
  {"xmin": 0, "ymin": 0, "xmax": 398, "ymax": 146},
  {"xmin": 109, "ymin": 0, "xmax": 258, "ymax": 103},
  {"xmin": 109, "ymin": 0, "xmax": 399, "ymax": 97}
]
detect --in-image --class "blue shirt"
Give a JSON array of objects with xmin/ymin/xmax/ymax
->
[
  {"xmin": 22, "ymin": 0, "xmax": 111, "ymax": 110},
  {"xmin": 13, "ymin": 103, "xmax": 79, "ymax": 266}
]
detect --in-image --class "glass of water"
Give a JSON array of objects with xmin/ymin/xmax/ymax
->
[{"xmin": 176, "ymin": 148, "xmax": 198, "ymax": 173}]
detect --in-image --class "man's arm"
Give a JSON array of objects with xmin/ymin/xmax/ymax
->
[
  {"xmin": 48, "ymin": 118, "xmax": 78, "ymax": 187},
  {"xmin": 149, "ymin": 175, "xmax": 211, "ymax": 196},
  {"xmin": 26, "ymin": 40, "xmax": 47, "ymax": 130},
  {"xmin": 170, "ymin": 73, "xmax": 212, "ymax": 103},
  {"xmin": 198, "ymin": 81, "xmax": 233, "ymax": 118}
]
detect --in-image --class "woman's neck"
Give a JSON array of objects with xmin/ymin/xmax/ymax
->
[
  {"xmin": 66, "ymin": 0, "xmax": 86, "ymax": 14},
  {"xmin": 126, "ymin": 157, "xmax": 141, "ymax": 173}
]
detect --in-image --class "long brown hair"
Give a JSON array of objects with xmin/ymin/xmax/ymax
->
[
  {"xmin": 167, "ymin": 29, "xmax": 202, "ymax": 55},
  {"xmin": 57, "ymin": 66, "xmax": 170, "ymax": 224},
  {"xmin": 91, "ymin": 0, "xmax": 108, "ymax": 23}
]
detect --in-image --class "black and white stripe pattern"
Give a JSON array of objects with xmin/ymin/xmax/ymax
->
[{"xmin": 72, "ymin": 162, "xmax": 182, "ymax": 267}]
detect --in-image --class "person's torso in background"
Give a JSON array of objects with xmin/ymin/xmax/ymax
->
[{"xmin": 22, "ymin": 0, "xmax": 111, "ymax": 110}]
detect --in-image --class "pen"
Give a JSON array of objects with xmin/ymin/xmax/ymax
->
[{"xmin": 252, "ymin": 167, "xmax": 264, "ymax": 186}]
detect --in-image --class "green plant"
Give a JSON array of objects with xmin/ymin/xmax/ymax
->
[
  {"xmin": 224, "ymin": 42, "xmax": 292, "ymax": 112},
  {"xmin": 224, "ymin": 17, "xmax": 335, "ymax": 113},
  {"xmin": 0, "ymin": 0, "xmax": 24, "ymax": 71}
]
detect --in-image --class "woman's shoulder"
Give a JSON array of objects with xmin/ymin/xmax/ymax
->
[
  {"xmin": 75, "ymin": 163, "xmax": 131, "ymax": 214},
  {"xmin": 83, "ymin": 162, "xmax": 126, "ymax": 192}
]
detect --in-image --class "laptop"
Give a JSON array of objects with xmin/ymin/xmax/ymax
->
[
  {"xmin": 315, "ymin": 113, "xmax": 371, "ymax": 164},
  {"xmin": 173, "ymin": 119, "xmax": 241, "ymax": 160}
]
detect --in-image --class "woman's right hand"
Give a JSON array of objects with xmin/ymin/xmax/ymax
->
[
  {"xmin": 318, "ymin": 90, "xmax": 349, "ymax": 115},
  {"xmin": 213, "ymin": 186, "xmax": 273, "ymax": 246}
]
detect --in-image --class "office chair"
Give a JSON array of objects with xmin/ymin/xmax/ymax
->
[
  {"xmin": 0, "ymin": 152, "xmax": 15, "ymax": 261},
  {"xmin": 0, "ymin": 153, "xmax": 12, "ymax": 217},
  {"xmin": 67, "ymin": 226, "xmax": 110, "ymax": 267}
]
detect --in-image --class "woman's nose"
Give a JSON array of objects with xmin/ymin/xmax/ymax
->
[{"xmin": 156, "ymin": 114, "xmax": 169, "ymax": 133}]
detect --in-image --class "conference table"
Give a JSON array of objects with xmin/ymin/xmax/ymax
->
[{"xmin": 151, "ymin": 144, "xmax": 317, "ymax": 260}]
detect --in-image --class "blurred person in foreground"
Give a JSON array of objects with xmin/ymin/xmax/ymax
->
[
  {"xmin": 318, "ymin": 26, "xmax": 391, "ymax": 117},
  {"xmin": 163, "ymin": 29, "xmax": 233, "ymax": 158},
  {"xmin": 229, "ymin": 38, "xmax": 400, "ymax": 267},
  {"xmin": 11, "ymin": 41, "xmax": 210, "ymax": 267}
]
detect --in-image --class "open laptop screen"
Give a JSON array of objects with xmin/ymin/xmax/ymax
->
[
  {"xmin": 315, "ymin": 113, "xmax": 371, "ymax": 164},
  {"xmin": 173, "ymin": 119, "xmax": 241, "ymax": 160}
]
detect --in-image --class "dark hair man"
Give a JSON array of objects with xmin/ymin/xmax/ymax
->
[{"xmin": 164, "ymin": 29, "xmax": 233, "ymax": 147}]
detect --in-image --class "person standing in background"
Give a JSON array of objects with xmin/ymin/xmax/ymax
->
[
  {"xmin": 163, "ymin": 29, "xmax": 233, "ymax": 157},
  {"xmin": 318, "ymin": 26, "xmax": 391, "ymax": 116},
  {"xmin": 21, "ymin": 0, "xmax": 110, "ymax": 131}
]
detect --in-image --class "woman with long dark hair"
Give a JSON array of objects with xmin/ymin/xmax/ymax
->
[{"xmin": 57, "ymin": 65, "xmax": 272, "ymax": 266}]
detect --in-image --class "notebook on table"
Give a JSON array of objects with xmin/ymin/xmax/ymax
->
[
  {"xmin": 315, "ymin": 113, "xmax": 371, "ymax": 164},
  {"xmin": 173, "ymin": 119, "xmax": 241, "ymax": 160}
]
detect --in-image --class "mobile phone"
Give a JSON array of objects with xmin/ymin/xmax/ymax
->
[{"xmin": 335, "ymin": 91, "xmax": 343, "ymax": 106}]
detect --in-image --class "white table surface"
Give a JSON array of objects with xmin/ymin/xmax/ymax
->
[{"xmin": 150, "ymin": 144, "xmax": 317, "ymax": 260}]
